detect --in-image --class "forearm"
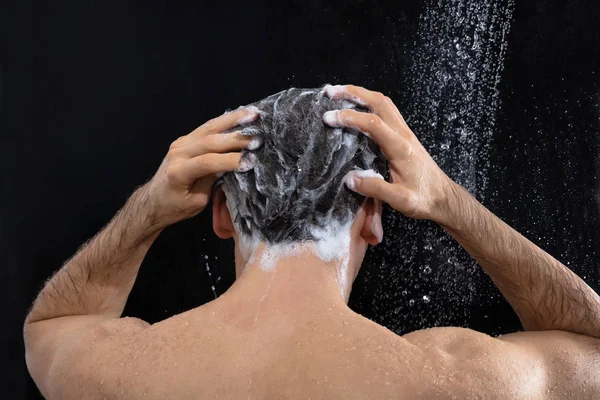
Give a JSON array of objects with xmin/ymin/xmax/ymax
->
[
  {"xmin": 439, "ymin": 183, "xmax": 600, "ymax": 338},
  {"xmin": 26, "ymin": 185, "xmax": 162, "ymax": 324}
]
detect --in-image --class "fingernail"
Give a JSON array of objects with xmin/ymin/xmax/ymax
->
[
  {"xmin": 344, "ymin": 172, "xmax": 360, "ymax": 191},
  {"xmin": 323, "ymin": 84, "xmax": 344, "ymax": 98},
  {"xmin": 215, "ymin": 172, "xmax": 225, "ymax": 178},
  {"xmin": 236, "ymin": 153, "xmax": 257, "ymax": 172},
  {"xmin": 323, "ymin": 110, "xmax": 340, "ymax": 127},
  {"xmin": 354, "ymin": 169, "xmax": 384, "ymax": 180},
  {"xmin": 238, "ymin": 106, "xmax": 261, "ymax": 124},
  {"xmin": 247, "ymin": 136, "xmax": 263, "ymax": 151}
]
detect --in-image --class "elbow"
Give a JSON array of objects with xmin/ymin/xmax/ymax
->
[
  {"xmin": 23, "ymin": 316, "xmax": 43, "ymax": 365},
  {"xmin": 23, "ymin": 324, "xmax": 49, "ymax": 398},
  {"xmin": 23, "ymin": 316, "xmax": 36, "ymax": 351},
  {"xmin": 23, "ymin": 320, "xmax": 61, "ymax": 399}
]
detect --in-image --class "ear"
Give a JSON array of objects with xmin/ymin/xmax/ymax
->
[
  {"xmin": 212, "ymin": 186, "xmax": 235, "ymax": 239},
  {"xmin": 360, "ymin": 198, "xmax": 383, "ymax": 246}
]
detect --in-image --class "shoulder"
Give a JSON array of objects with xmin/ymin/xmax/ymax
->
[
  {"xmin": 398, "ymin": 327, "xmax": 600, "ymax": 399},
  {"xmin": 394, "ymin": 327, "xmax": 547, "ymax": 399}
]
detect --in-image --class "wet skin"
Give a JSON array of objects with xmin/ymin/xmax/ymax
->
[{"xmin": 24, "ymin": 87, "xmax": 600, "ymax": 399}]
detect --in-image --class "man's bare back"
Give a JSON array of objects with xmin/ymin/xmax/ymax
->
[
  {"xmin": 54, "ymin": 285, "xmax": 597, "ymax": 400},
  {"xmin": 24, "ymin": 86, "xmax": 600, "ymax": 399}
]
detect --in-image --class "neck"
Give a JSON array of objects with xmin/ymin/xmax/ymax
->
[{"xmin": 228, "ymin": 242, "xmax": 355, "ymax": 308}]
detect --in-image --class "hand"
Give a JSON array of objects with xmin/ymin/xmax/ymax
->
[
  {"xmin": 323, "ymin": 84, "xmax": 455, "ymax": 223},
  {"xmin": 143, "ymin": 107, "xmax": 262, "ymax": 229}
]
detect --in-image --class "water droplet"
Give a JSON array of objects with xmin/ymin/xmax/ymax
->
[
  {"xmin": 409, "ymin": 299, "xmax": 415, "ymax": 306},
  {"xmin": 423, "ymin": 295, "xmax": 431, "ymax": 303},
  {"xmin": 423, "ymin": 266, "xmax": 432, "ymax": 274}
]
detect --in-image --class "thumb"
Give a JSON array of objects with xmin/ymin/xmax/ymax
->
[{"xmin": 344, "ymin": 170, "xmax": 395, "ymax": 202}]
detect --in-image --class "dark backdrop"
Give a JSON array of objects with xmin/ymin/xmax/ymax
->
[{"xmin": 2, "ymin": 1, "xmax": 599, "ymax": 398}]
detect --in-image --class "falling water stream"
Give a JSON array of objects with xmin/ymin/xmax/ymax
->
[{"xmin": 351, "ymin": 0, "xmax": 516, "ymax": 333}]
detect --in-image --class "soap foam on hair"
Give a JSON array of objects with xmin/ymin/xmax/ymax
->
[{"xmin": 309, "ymin": 216, "xmax": 353, "ymax": 299}]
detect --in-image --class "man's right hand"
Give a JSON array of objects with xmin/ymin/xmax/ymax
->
[
  {"xmin": 144, "ymin": 107, "xmax": 261, "ymax": 229},
  {"xmin": 322, "ymin": 84, "xmax": 455, "ymax": 224}
]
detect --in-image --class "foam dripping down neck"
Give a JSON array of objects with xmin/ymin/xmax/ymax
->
[{"xmin": 236, "ymin": 217, "xmax": 354, "ymax": 300}]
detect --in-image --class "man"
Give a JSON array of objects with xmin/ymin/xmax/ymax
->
[{"xmin": 24, "ymin": 85, "xmax": 600, "ymax": 399}]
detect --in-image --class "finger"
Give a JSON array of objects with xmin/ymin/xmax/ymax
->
[
  {"xmin": 345, "ymin": 171, "xmax": 405, "ymax": 208},
  {"xmin": 323, "ymin": 109, "xmax": 397, "ymax": 153},
  {"xmin": 180, "ymin": 152, "xmax": 254, "ymax": 183},
  {"xmin": 190, "ymin": 106, "xmax": 260, "ymax": 137},
  {"xmin": 176, "ymin": 131, "xmax": 263, "ymax": 158},
  {"xmin": 323, "ymin": 84, "xmax": 401, "ymax": 125}
]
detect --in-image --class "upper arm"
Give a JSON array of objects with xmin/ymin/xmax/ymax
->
[
  {"xmin": 24, "ymin": 315, "xmax": 149, "ymax": 399},
  {"xmin": 498, "ymin": 330, "xmax": 600, "ymax": 399},
  {"xmin": 401, "ymin": 327, "xmax": 600, "ymax": 400}
]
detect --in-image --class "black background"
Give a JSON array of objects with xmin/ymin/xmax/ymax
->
[{"xmin": 2, "ymin": 1, "xmax": 599, "ymax": 398}]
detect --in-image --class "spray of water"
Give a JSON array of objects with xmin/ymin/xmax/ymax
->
[
  {"xmin": 353, "ymin": 0, "xmax": 515, "ymax": 333},
  {"xmin": 596, "ymin": 91, "xmax": 600, "ymax": 215}
]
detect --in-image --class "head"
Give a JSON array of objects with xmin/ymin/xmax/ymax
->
[{"xmin": 212, "ymin": 86, "xmax": 386, "ymax": 296}]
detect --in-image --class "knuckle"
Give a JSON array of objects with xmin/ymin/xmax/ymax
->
[
  {"xmin": 369, "ymin": 178, "xmax": 382, "ymax": 192},
  {"xmin": 192, "ymin": 195, "xmax": 208, "ymax": 209},
  {"xmin": 373, "ymin": 91, "xmax": 386, "ymax": 104},
  {"xmin": 195, "ymin": 154, "xmax": 208, "ymax": 166},
  {"xmin": 197, "ymin": 154, "xmax": 219, "ymax": 171},
  {"xmin": 337, "ymin": 109, "xmax": 351, "ymax": 122},
  {"xmin": 166, "ymin": 148, "xmax": 182, "ymax": 162},
  {"xmin": 169, "ymin": 136, "xmax": 186, "ymax": 151},
  {"xmin": 203, "ymin": 118, "xmax": 218, "ymax": 132},
  {"xmin": 203, "ymin": 134, "xmax": 218, "ymax": 149},
  {"xmin": 398, "ymin": 139, "xmax": 410, "ymax": 153},
  {"xmin": 368, "ymin": 115, "xmax": 384, "ymax": 128},
  {"xmin": 166, "ymin": 163, "xmax": 183, "ymax": 182},
  {"xmin": 392, "ymin": 188, "xmax": 410, "ymax": 208}
]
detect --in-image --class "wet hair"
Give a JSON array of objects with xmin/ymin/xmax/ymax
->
[{"xmin": 221, "ymin": 86, "xmax": 386, "ymax": 244}]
